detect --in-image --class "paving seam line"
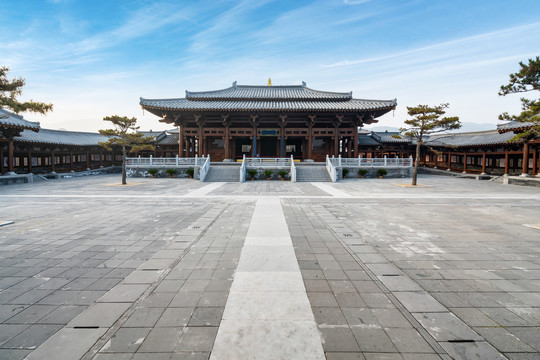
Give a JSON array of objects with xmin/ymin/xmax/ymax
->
[{"xmin": 305, "ymin": 201, "xmax": 452, "ymax": 357}]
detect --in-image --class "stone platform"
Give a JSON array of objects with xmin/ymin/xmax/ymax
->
[{"xmin": 0, "ymin": 175, "xmax": 539, "ymax": 359}]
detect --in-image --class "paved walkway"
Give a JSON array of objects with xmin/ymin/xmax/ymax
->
[{"xmin": 0, "ymin": 175, "xmax": 539, "ymax": 359}]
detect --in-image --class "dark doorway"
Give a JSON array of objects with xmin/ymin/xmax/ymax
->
[
  {"xmin": 286, "ymin": 138, "xmax": 303, "ymax": 159},
  {"xmin": 260, "ymin": 137, "xmax": 278, "ymax": 157},
  {"xmin": 235, "ymin": 137, "xmax": 252, "ymax": 160}
]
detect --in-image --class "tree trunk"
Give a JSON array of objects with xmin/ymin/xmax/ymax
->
[
  {"xmin": 122, "ymin": 145, "xmax": 127, "ymax": 185},
  {"xmin": 412, "ymin": 140, "xmax": 421, "ymax": 186}
]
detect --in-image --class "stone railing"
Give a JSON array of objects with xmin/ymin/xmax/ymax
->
[
  {"xmin": 199, "ymin": 155, "xmax": 211, "ymax": 182},
  {"xmin": 126, "ymin": 155, "xmax": 205, "ymax": 167}
]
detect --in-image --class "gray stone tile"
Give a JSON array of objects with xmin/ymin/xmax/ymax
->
[
  {"xmin": 175, "ymin": 326, "xmax": 218, "ymax": 352},
  {"xmin": 0, "ymin": 324, "xmax": 28, "ymax": 347},
  {"xmin": 474, "ymin": 327, "xmax": 535, "ymax": 352},
  {"xmin": 99, "ymin": 327, "xmax": 151, "ymax": 353},
  {"xmin": 155, "ymin": 307, "xmax": 194, "ymax": 327},
  {"xmin": 137, "ymin": 327, "xmax": 184, "ymax": 353},
  {"xmin": 123, "ymin": 308, "xmax": 165, "ymax": 328},
  {"xmin": 318, "ymin": 327, "xmax": 360, "ymax": 352},
  {"xmin": 2, "ymin": 324, "xmax": 63, "ymax": 350},
  {"xmin": 188, "ymin": 307, "xmax": 224, "ymax": 327},
  {"xmin": 413, "ymin": 312, "xmax": 483, "ymax": 342},
  {"xmin": 352, "ymin": 327, "xmax": 398, "ymax": 353},
  {"xmin": 0, "ymin": 349, "xmax": 33, "ymax": 360},
  {"xmin": 36, "ymin": 305, "xmax": 86, "ymax": 325},
  {"xmin": 4, "ymin": 305, "xmax": 57, "ymax": 324},
  {"xmin": 440, "ymin": 340, "xmax": 506, "ymax": 360},
  {"xmin": 385, "ymin": 328, "xmax": 435, "ymax": 353}
]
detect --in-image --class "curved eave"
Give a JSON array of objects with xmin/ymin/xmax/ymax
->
[
  {"xmin": 498, "ymin": 126, "xmax": 536, "ymax": 134},
  {"xmin": 0, "ymin": 123, "xmax": 40, "ymax": 132},
  {"xmin": 140, "ymin": 99, "xmax": 397, "ymax": 114}
]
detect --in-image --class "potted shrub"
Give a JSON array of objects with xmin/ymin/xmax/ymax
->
[
  {"xmin": 264, "ymin": 170, "xmax": 273, "ymax": 180},
  {"xmin": 377, "ymin": 169, "xmax": 388, "ymax": 178},
  {"xmin": 165, "ymin": 168, "xmax": 177, "ymax": 178},
  {"xmin": 185, "ymin": 168, "xmax": 194, "ymax": 178},
  {"xmin": 148, "ymin": 168, "xmax": 159, "ymax": 178},
  {"xmin": 247, "ymin": 169, "xmax": 258, "ymax": 180},
  {"xmin": 342, "ymin": 168, "xmax": 350, "ymax": 178},
  {"xmin": 277, "ymin": 170, "xmax": 288, "ymax": 180},
  {"xmin": 358, "ymin": 169, "xmax": 368, "ymax": 178}
]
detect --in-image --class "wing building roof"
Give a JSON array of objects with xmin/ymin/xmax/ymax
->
[
  {"xmin": 0, "ymin": 108, "xmax": 40, "ymax": 131},
  {"xmin": 15, "ymin": 128, "xmax": 108, "ymax": 146},
  {"xmin": 497, "ymin": 121, "xmax": 539, "ymax": 133},
  {"xmin": 426, "ymin": 130, "xmax": 516, "ymax": 147}
]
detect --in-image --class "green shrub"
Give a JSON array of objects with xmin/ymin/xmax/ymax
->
[
  {"xmin": 264, "ymin": 170, "xmax": 273, "ymax": 178},
  {"xmin": 247, "ymin": 169, "xmax": 258, "ymax": 178},
  {"xmin": 277, "ymin": 170, "xmax": 288, "ymax": 179},
  {"xmin": 377, "ymin": 168, "xmax": 388, "ymax": 177},
  {"xmin": 343, "ymin": 168, "xmax": 350, "ymax": 177},
  {"xmin": 185, "ymin": 168, "xmax": 194, "ymax": 177},
  {"xmin": 165, "ymin": 168, "xmax": 177, "ymax": 177},
  {"xmin": 358, "ymin": 169, "xmax": 368, "ymax": 176},
  {"xmin": 148, "ymin": 168, "xmax": 159, "ymax": 176}
]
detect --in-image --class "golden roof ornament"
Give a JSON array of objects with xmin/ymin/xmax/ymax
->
[{"xmin": 267, "ymin": 77, "xmax": 272, "ymax": 86}]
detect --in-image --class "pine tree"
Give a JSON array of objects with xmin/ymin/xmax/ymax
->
[
  {"xmin": 400, "ymin": 104, "xmax": 460, "ymax": 185},
  {"xmin": 499, "ymin": 56, "xmax": 540, "ymax": 141},
  {"xmin": 99, "ymin": 116, "xmax": 155, "ymax": 185},
  {"xmin": 0, "ymin": 66, "xmax": 53, "ymax": 114}
]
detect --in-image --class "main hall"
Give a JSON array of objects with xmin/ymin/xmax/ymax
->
[{"xmin": 140, "ymin": 81, "xmax": 397, "ymax": 162}]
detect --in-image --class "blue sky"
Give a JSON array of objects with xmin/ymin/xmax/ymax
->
[{"xmin": 1, "ymin": 0, "xmax": 539, "ymax": 132}]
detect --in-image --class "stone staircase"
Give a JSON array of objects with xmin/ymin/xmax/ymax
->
[
  {"xmin": 295, "ymin": 163, "xmax": 331, "ymax": 182},
  {"xmin": 203, "ymin": 164, "xmax": 241, "ymax": 182}
]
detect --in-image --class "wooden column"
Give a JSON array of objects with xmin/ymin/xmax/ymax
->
[
  {"xmin": 250, "ymin": 115, "xmax": 259, "ymax": 157},
  {"xmin": 522, "ymin": 142, "xmax": 529, "ymax": 176},
  {"xmin": 69, "ymin": 150, "xmax": 74, "ymax": 171},
  {"xmin": 8, "ymin": 139, "xmax": 14, "ymax": 173},
  {"xmin": 178, "ymin": 126, "xmax": 184, "ymax": 158},
  {"xmin": 334, "ymin": 115, "xmax": 343, "ymax": 157},
  {"xmin": 462, "ymin": 153, "xmax": 467, "ymax": 172},
  {"xmin": 51, "ymin": 151, "xmax": 56, "ymax": 172},
  {"xmin": 86, "ymin": 151, "xmax": 90, "ymax": 169},
  {"xmin": 222, "ymin": 115, "xmax": 230, "ymax": 160},
  {"xmin": 447, "ymin": 152, "xmax": 451, "ymax": 169},
  {"xmin": 504, "ymin": 150, "xmax": 509, "ymax": 175},
  {"xmin": 532, "ymin": 146, "xmax": 538, "ymax": 176},
  {"xmin": 481, "ymin": 151, "xmax": 486, "ymax": 174},
  {"xmin": 0, "ymin": 147, "xmax": 4, "ymax": 174},
  {"xmin": 99, "ymin": 151, "xmax": 103, "ymax": 167},
  {"xmin": 307, "ymin": 115, "xmax": 315, "ymax": 160},
  {"xmin": 194, "ymin": 114, "xmax": 204, "ymax": 157},
  {"xmin": 279, "ymin": 115, "xmax": 287, "ymax": 158}
]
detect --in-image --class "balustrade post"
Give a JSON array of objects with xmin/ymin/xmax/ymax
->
[
  {"xmin": 150, "ymin": 155, "xmax": 153, "ymax": 166},
  {"xmin": 396, "ymin": 156, "xmax": 399, "ymax": 167},
  {"xmin": 338, "ymin": 155, "xmax": 342, "ymax": 167},
  {"xmin": 384, "ymin": 155, "xmax": 387, "ymax": 166},
  {"xmin": 138, "ymin": 155, "xmax": 141, "ymax": 165},
  {"xmin": 176, "ymin": 155, "xmax": 179, "ymax": 166},
  {"xmin": 358, "ymin": 155, "xmax": 361, "ymax": 166},
  {"xmin": 409, "ymin": 155, "xmax": 413, "ymax": 167},
  {"xmin": 195, "ymin": 154, "xmax": 198, "ymax": 166}
]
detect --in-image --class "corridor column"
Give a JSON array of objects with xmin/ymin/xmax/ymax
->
[
  {"xmin": 8, "ymin": 139, "xmax": 14, "ymax": 173},
  {"xmin": 481, "ymin": 151, "xmax": 486, "ymax": 175},
  {"xmin": 250, "ymin": 115, "xmax": 259, "ymax": 157},
  {"xmin": 222, "ymin": 114, "xmax": 230, "ymax": 160},
  {"xmin": 504, "ymin": 150, "xmax": 509, "ymax": 175},
  {"xmin": 521, "ymin": 142, "xmax": 529, "ymax": 177},
  {"xmin": 307, "ymin": 115, "xmax": 315, "ymax": 160},
  {"xmin": 279, "ymin": 115, "xmax": 287, "ymax": 158}
]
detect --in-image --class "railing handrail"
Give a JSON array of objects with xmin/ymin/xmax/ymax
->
[
  {"xmin": 240, "ymin": 154, "xmax": 246, "ymax": 183},
  {"xmin": 199, "ymin": 155, "xmax": 210, "ymax": 182},
  {"xmin": 290, "ymin": 155, "xmax": 296, "ymax": 182},
  {"xmin": 326, "ymin": 155, "xmax": 337, "ymax": 182},
  {"xmin": 126, "ymin": 157, "xmax": 199, "ymax": 166},
  {"xmin": 244, "ymin": 157, "xmax": 292, "ymax": 166}
]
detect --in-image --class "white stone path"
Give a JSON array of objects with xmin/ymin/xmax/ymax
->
[{"xmin": 210, "ymin": 196, "xmax": 325, "ymax": 360}]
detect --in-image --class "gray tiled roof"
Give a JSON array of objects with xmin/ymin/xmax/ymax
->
[
  {"xmin": 186, "ymin": 83, "xmax": 352, "ymax": 100},
  {"xmin": 15, "ymin": 128, "xmax": 108, "ymax": 146},
  {"xmin": 140, "ymin": 98, "xmax": 397, "ymax": 112},
  {"xmin": 497, "ymin": 121, "xmax": 539, "ymax": 133},
  {"xmin": 156, "ymin": 133, "xmax": 179, "ymax": 145},
  {"xmin": 371, "ymin": 131, "xmax": 411, "ymax": 144},
  {"xmin": 426, "ymin": 130, "xmax": 516, "ymax": 147},
  {"xmin": 357, "ymin": 135, "xmax": 380, "ymax": 146},
  {"xmin": 0, "ymin": 108, "xmax": 40, "ymax": 131}
]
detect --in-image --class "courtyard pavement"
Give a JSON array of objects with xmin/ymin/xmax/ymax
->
[{"xmin": 0, "ymin": 175, "xmax": 539, "ymax": 360}]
